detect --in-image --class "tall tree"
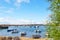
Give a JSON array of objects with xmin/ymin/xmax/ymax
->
[{"xmin": 47, "ymin": 0, "xmax": 60, "ymax": 40}]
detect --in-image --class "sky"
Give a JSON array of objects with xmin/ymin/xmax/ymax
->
[{"xmin": 0, "ymin": 0, "xmax": 51, "ymax": 24}]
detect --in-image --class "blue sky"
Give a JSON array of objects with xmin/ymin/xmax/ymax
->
[{"xmin": 0, "ymin": 0, "xmax": 50, "ymax": 24}]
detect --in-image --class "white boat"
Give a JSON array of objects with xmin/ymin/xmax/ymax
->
[{"xmin": 11, "ymin": 29, "xmax": 19, "ymax": 34}]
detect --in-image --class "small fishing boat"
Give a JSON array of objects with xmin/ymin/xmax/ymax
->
[
  {"xmin": 7, "ymin": 29, "xmax": 14, "ymax": 32},
  {"xmin": 35, "ymin": 30, "xmax": 41, "ymax": 33},
  {"xmin": 11, "ymin": 29, "xmax": 19, "ymax": 34},
  {"xmin": 0, "ymin": 26, "xmax": 8, "ymax": 29},
  {"xmin": 32, "ymin": 34, "xmax": 41, "ymax": 39},
  {"xmin": 21, "ymin": 32, "xmax": 26, "ymax": 37}
]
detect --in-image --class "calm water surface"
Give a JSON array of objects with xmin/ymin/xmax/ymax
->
[{"xmin": 0, "ymin": 26, "xmax": 46, "ymax": 38}]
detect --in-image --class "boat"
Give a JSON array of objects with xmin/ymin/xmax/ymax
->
[
  {"xmin": 11, "ymin": 29, "xmax": 19, "ymax": 34},
  {"xmin": 21, "ymin": 32, "xmax": 26, "ymax": 37},
  {"xmin": 35, "ymin": 30, "xmax": 41, "ymax": 33},
  {"xmin": 0, "ymin": 26, "xmax": 8, "ymax": 29},
  {"xmin": 32, "ymin": 34, "xmax": 41, "ymax": 39},
  {"xmin": 7, "ymin": 29, "xmax": 14, "ymax": 32}
]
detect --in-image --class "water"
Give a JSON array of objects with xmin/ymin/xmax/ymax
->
[{"xmin": 0, "ymin": 26, "xmax": 47, "ymax": 38}]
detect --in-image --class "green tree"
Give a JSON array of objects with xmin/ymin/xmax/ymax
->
[{"xmin": 47, "ymin": 0, "xmax": 60, "ymax": 40}]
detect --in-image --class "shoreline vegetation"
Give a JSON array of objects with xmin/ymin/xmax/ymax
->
[
  {"xmin": 0, "ymin": 36, "xmax": 48, "ymax": 40},
  {"xmin": 47, "ymin": 0, "xmax": 60, "ymax": 40}
]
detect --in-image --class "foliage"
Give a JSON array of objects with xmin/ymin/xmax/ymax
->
[{"xmin": 47, "ymin": 0, "xmax": 60, "ymax": 40}]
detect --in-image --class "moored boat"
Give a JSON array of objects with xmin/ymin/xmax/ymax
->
[
  {"xmin": 11, "ymin": 29, "xmax": 19, "ymax": 34},
  {"xmin": 32, "ymin": 34, "xmax": 41, "ymax": 39},
  {"xmin": 21, "ymin": 32, "xmax": 26, "ymax": 37},
  {"xmin": 0, "ymin": 26, "xmax": 8, "ymax": 29}
]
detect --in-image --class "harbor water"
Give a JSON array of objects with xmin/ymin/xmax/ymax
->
[{"xmin": 0, "ymin": 26, "xmax": 46, "ymax": 38}]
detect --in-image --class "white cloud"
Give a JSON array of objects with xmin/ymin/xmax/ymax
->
[
  {"xmin": 4, "ymin": 0, "xmax": 30, "ymax": 8},
  {"xmin": 4, "ymin": 8, "xmax": 14, "ymax": 14},
  {"xmin": 0, "ymin": 17, "xmax": 34, "ymax": 24},
  {"xmin": 0, "ymin": 6, "xmax": 6, "ymax": 9},
  {"xmin": 14, "ymin": 0, "xmax": 30, "ymax": 8},
  {"xmin": 0, "ymin": 17, "xmax": 47, "ymax": 24},
  {"xmin": 16, "ymin": 0, "xmax": 30, "ymax": 3},
  {"xmin": 5, "ymin": 0, "xmax": 10, "ymax": 3}
]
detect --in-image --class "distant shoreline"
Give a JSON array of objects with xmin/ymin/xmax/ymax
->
[{"xmin": 0, "ymin": 24, "xmax": 46, "ymax": 27}]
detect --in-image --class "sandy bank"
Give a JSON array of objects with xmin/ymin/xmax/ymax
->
[{"xmin": 0, "ymin": 36, "xmax": 48, "ymax": 40}]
